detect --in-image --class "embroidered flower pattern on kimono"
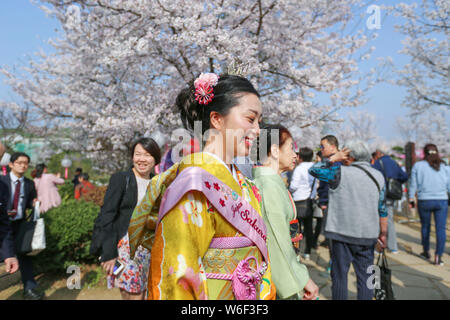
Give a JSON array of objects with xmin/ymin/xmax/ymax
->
[
  {"xmin": 184, "ymin": 193, "xmax": 203, "ymax": 227},
  {"xmin": 198, "ymin": 257, "xmax": 207, "ymax": 282},
  {"xmin": 242, "ymin": 187, "xmax": 251, "ymax": 203},
  {"xmin": 169, "ymin": 254, "xmax": 207, "ymax": 299},
  {"xmin": 251, "ymin": 185, "xmax": 262, "ymax": 203},
  {"xmin": 176, "ymin": 254, "xmax": 188, "ymax": 278}
]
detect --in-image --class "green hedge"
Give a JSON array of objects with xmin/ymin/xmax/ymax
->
[
  {"xmin": 34, "ymin": 198, "xmax": 100, "ymax": 274},
  {"xmin": 58, "ymin": 181, "xmax": 76, "ymax": 201}
]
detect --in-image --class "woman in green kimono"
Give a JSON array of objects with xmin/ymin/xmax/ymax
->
[{"xmin": 253, "ymin": 124, "xmax": 319, "ymax": 300}]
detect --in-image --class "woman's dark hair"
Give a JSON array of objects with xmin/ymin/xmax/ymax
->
[
  {"xmin": 257, "ymin": 123, "xmax": 292, "ymax": 162},
  {"xmin": 423, "ymin": 143, "xmax": 441, "ymax": 171},
  {"xmin": 176, "ymin": 74, "xmax": 260, "ymax": 135},
  {"xmin": 130, "ymin": 137, "xmax": 161, "ymax": 165},
  {"xmin": 299, "ymin": 147, "xmax": 314, "ymax": 162},
  {"xmin": 35, "ymin": 163, "xmax": 47, "ymax": 178}
]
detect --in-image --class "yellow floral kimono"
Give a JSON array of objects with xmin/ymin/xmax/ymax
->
[{"xmin": 128, "ymin": 152, "xmax": 276, "ymax": 300}]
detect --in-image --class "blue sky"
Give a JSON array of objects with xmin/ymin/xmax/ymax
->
[{"xmin": 0, "ymin": 0, "xmax": 447, "ymax": 140}]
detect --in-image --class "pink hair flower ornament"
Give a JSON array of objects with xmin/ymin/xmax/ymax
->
[{"xmin": 194, "ymin": 73, "xmax": 219, "ymax": 105}]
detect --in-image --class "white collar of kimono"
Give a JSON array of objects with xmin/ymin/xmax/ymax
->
[{"xmin": 202, "ymin": 151, "xmax": 239, "ymax": 184}]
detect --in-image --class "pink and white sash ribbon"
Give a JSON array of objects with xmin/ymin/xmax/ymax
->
[
  {"xmin": 157, "ymin": 166, "xmax": 268, "ymax": 262},
  {"xmin": 209, "ymin": 236, "xmax": 254, "ymax": 249}
]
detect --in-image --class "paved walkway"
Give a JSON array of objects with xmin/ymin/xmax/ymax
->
[
  {"xmin": 1, "ymin": 212, "xmax": 449, "ymax": 300},
  {"xmin": 305, "ymin": 214, "xmax": 450, "ymax": 300}
]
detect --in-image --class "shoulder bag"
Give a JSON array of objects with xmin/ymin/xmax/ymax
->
[{"xmin": 379, "ymin": 159, "xmax": 403, "ymax": 200}]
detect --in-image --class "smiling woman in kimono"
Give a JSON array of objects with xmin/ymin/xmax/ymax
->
[
  {"xmin": 253, "ymin": 124, "xmax": 319, "ymax": 300},
  {"xmin": 128, "ymin": 73, "xmax": 276, "ymax": 300}
]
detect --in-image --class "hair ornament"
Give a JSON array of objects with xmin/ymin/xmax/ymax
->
[{"xmin": 194, "ymin": 73, "xmax": 219, "ymax": 105}]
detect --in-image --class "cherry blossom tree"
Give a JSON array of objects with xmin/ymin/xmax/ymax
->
[
  {"xmin": 387, "ymin": 0, "xmax": 449, "ymax": 114},
  {"xmin": 335, "ymin": 110, "xmax": 378, "ymax": 145},
  {"xmin": 396, "ymin": 107, "xmax": 450, "ymax": 155},
  {"xmin": 1, "ymin": 0, "xmax": 376, "ymax": 171}
]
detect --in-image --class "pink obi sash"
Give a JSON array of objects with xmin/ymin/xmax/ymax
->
[{"xmin": 157, "ymin": 166, "xmax": 269, "ymax": 300}]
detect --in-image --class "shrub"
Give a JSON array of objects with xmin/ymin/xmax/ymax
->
[
  {"xmin": 82, "ymin": 185, "xmax": 107, "ymax": 207},
  {"xmin": 58, "ymin": 181, "xmax": 76, "ymax": 201},
  {"xmin": 34, "ymin": 198, "xmax": 100, "ymax": 274}
]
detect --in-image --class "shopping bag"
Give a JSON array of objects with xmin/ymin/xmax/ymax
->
[
  {"xmin": 312, "ymin": 200, "xmax": 323, "ymax": 218},
  {"xmin": 14, "ymin": 201, "xmax": 46, "ymax": 256},
  {"xmin": 374, "ymin": 249, "xmax": 395, "ymax": 300}
]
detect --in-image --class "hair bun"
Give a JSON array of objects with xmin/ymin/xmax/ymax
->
[{"xmin": 176, "ymin": 82, "xmax": 202, "ymax": 131}]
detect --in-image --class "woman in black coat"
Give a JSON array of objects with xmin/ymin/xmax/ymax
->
[{"xmin": 90, "ymin": 137, "xmax": 161, "ymax": 299}]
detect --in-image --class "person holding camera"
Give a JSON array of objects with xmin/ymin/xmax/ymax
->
[
  {"xmin": 309, "ymin": 140, "xmax": 388, "ymax": 300},
  {"xmin": 90, "ymin": 137, "xmax": 161, "ymax": 300},
  {"xmin": 408, "ymin": 144, "xmax": 450, "ymax": 266}
]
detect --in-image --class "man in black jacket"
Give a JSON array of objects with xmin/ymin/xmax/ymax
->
[
  {"xmin": 0, "ymin": 152, "xmax": 43, "ymax": 300},
  {"xmin": 0, "ymin": 142, "xmax": 19, "ymax": 275},
  {"xmin": 0, "ymin": 179, "xmax": 19, "ymax": 275}
]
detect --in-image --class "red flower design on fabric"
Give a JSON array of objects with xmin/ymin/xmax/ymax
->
[
  {"xmin": 204, "ymin": 181, "xmax": 211, "ymax": 189},
  {"xmin": 219, "ymin": 199, "xmax": 225, "ymax": 207},
  {"xmin": 213, "ymin": 183, "xmax": 220, "ymax": 191}
]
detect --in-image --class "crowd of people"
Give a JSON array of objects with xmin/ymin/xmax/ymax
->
[
  {"xmin": 0, "ymin": 145, "xmax": 95, "ymax": 299},
  {"xmin": 0, "ymin": 72, "xmax": 449, "ymax": 301}
]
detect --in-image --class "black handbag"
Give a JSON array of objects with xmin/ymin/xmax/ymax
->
[
  {"xmin": 379, "ymin": 159, "xmax": 403, "ymax": 200},
  {"xmin": 375, "ymin": 249, "xmax": 395, "ymax": 300},
  {"xmin": 295, "ymin": 200, "xmax": 312, "ymax": 219},
  {"xmin": 295, "ymin": 178, "xmax": 316, "ymax": 219},
  {"xmin": 15, "ymin": 219, "xmax": 37, "ymax": 255}
]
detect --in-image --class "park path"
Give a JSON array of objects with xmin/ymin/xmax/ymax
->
[
  {"xmin": 306, "ymin": 214, "xmax": 450, "ymax": 300},
  {"xmin": 1, "ymin": 213, "xmax": 449, "ymax": 300}
]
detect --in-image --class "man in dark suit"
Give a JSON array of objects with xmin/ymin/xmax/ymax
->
[
  {"xmin": 0, "ymin": 152, "xmax": 44, "ymax": 300},
  {"xmin": 0, "ymin": 141, "xmax": 19, "ymax": 275}
]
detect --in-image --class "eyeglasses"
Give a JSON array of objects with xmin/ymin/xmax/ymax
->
[{"xmin": 13, "ymin": 161, "xmax": 29, "ymax": 166}]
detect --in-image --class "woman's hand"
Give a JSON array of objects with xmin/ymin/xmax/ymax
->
[
  {"xmin": 303, "ymin": 278, "xmax": 319, "ymax": 300},
  {"xmin": 408, "ymin": 198, "xmax": 415, "ymax": 209},
  {"xmin": 101, "ymin": 258, "xmax": 116, "ymax": 275}
]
